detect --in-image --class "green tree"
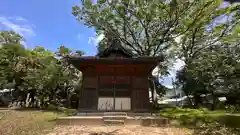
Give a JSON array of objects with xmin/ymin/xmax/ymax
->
[
  {"xmin": 0, "ymin": 30, "xmax": 24, "ymax": 44},
  {"xmin": 72, "ymin": 0, "xmax": 230, "ymax": 57},
  {"xmin": 170, "ymin": 1, "xmax": 240, "ymax": 109},
  {"xmin": 0, "ymin": 32, "xmax": 27, "ymax": 91},
  {"xmin": 72, "ymin": 0, "xmax": 238, "ymax": 104},
  {"xmin": 0, "ymin": 30, "xmax": 83, "ymax": 109},
  {"xmin": 176, "ymin": 43, "xmax": 240, "ymax": 109}
]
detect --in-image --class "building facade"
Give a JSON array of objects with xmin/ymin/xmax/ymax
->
[{"xmin": 66, "ymin": 39, "xmax": 163, "ymax": 112}]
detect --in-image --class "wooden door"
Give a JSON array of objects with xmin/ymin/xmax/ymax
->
[
  {"xmin": 98, "ymin": 69, "xmax": 131, "ymax": 111},
  {"xmin": 131, "ymin": 90, "xmax": 149, "ymax": 111},
  {"xmin": 131, "ymin": 76, "xmax": 150, "ymax": 112},
  {"xmin": 79, "ymin": 76, "xmax": 98, "ymax": 111},
  {"xmin": 79, "ymin": 88, "xmax": 98, "ymax": 111}
]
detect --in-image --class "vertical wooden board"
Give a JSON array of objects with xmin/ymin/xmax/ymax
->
[
  {"xmin": 131, "ymin": 90, "xmax": 150, "ymax": 112},
  {"xmin": 83, "ymin": 76, "xmax": 98, "ymax": 88},
  {"xmin": 98, "ymin": 76, "xmax": 114, "ymax": 97},
  {"xmin": 99, "ymin": 76, "xmax": 115, "ymax": 84},
  {"xmin": 115, "ymin": 76, "xmax": 130, "ymax": 84},
  {"xmin": 96, "ymin": 65, "xmax": 115, "ymax": 75},
  {"xmin": 79, "ymin": 89, "xmax": 98, "ymax": 111},
  {"xmin": 83, "ymin": 66, "xmax": 96, "ymax": 76},
  {"xmin": 132, "ymin": 76, "xmax": 148, "ymax": 89}
]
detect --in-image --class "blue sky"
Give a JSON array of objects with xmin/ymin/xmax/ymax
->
[
  {"xmin": 0, "ymin": 0, "xmax": 174, "ymax": 87},
  {"xmin": 0, "ymin": 0, "xmax": 99, "ymax": 56},
  {"xmin": 0, "ymin": 0, "xmax": 231, "ymax": 88}
]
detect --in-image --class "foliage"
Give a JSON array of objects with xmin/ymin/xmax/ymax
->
[
  {"xmin": 161, "ymin": 108, "xmax": 224, "ymax": 126},
  {"xmin": 193, "ymin": 123, "xmax": 240, "ymax": 135},
  {"xmin": 73, "ymin": 0, "xmax": 228, "ymax": 56},
  {"xmin": 73, "ymin": 1, "xmax": 240, "ymax": 104},
  {"xmin": 161, "ymin": 107, "xmax": 240, "ymax": 133},
  {"xmin": 172, "ymin": 0, "xmax": 240, "ymax": 109},
  {"xmin": 0, "ymin": 30, "xmax": 84, "ymax": 109},
  {"xmin": 225, "ymin": 104, "xmax": 240, "ymax": 113},
  {"xmin": 176, "ymin": 43, "xmax": 240, "ymax": 109},
  {"xmin": 0, "ymin": 30, "xmax": 24, "ymax": 44}
]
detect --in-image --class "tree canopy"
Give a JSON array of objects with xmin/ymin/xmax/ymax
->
[
  {"xmin": 0, "ymin": 31, "xmax": 84, "ymax": 109},
  {"xmin": 0, "ymin": 0, "xmax": 239, "ymax": 111},
  {"xmin": 72, "ymin": 0, "xmax": 240, "ymax": 109}
]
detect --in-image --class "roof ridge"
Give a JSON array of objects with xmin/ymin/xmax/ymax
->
[{"xmin": 97, "ymin": 38, "xmax": 134, "ymax": 58}]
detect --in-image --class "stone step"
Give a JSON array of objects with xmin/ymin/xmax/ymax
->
[
  {"xmin": 127, "ymin": 113, "xmax": 152, "ymax": 116},
  {"xmin": 103, "ymin": 119, "xmax": 124, "ymax": 125},
  {"xmin": 104, "ymin": 112, "xmax": 127, "ymax": 116},
  {"xmin": 102, "ymin": 115, "xmax": 127, "ymax": 120},
  {"xmin": 77, "ymin": 112, "xmax": 104, "ymax": 116}
]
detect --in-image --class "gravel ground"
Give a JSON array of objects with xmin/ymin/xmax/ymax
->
[{"xmin": 46, "ymin": 125, "xmax": 191, "ymax": 135}]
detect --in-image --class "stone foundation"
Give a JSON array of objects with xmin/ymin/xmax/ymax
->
[{"xmin": 56, "ymin": 112, "xmax": 169, "ymax": 127}]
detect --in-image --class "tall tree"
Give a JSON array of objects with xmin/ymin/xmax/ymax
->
[
  {"xmin": 0, "ymin": 30, "xmax": 84, "ymax": 108},
  {"xmin": 174, "ymin": 1, "xmax": 240, "ymax": 109},
  {"xmin": 0, "ymin": 30, "xmax": 24, "ymax": 44},
  {"xmin": 72, "ymin": 0, "xmax": 239, "ymax": 102},
  {"xmin": 72, "ymin": 0, "xmax": 228, "ymax": 57}
]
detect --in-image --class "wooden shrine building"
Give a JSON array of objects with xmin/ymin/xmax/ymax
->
[{"xmin": 66, "ymin": 39, "xmax": 163, "ymax": 112}]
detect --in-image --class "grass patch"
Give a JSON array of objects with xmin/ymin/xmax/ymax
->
[
  {"xmin": 160, "ymin": 107, "xmax": 239, "ymax": 127},
  {"xmin": 160, "ymin": 108, "xmax": 240, "ymax": 134},
  {"xmin": 0, "ymin": 110, "xmax": 66, "ymax": 135}
]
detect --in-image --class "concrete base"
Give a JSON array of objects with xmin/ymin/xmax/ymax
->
[
  {"xmin": 56, "ymin": 116, "xmax": 169, "ymax": 127},
  {"xmin": 56, "ymin": 116, "xmax": 103, "ymax": 125},
  {"xmin": 77, "ymin": 112, "xmax": 153, "ymax": 116}
]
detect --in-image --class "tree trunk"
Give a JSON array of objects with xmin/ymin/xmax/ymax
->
[
  {"xmin": 40, "ymin": 96, "xmax": 45, "ymax": 109},
  {"xmin": 148, "ymin": 76, "xmax": 157, "ymax": 108},
  {"xmin": 194, "ymin": 94, "xmax": 202, "ymax": 108},
  {"xmin": 211, "ymin": 91, "xmax": 216, "ymax": 110},
  {"xmin": 183, "ymin": 89, "xmax": 195, "ymax": 108},
  {"xmin": 186, "ymin": 95, "xmax": 195, "ymax": 108},
  {"xmin": 30, "ymin": 89, "xmax": 35, "ymax": 108}
]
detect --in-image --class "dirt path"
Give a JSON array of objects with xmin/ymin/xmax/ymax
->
[{"xmin": 46, "ymin": 125, "xmax": 191, "ymax": 135}]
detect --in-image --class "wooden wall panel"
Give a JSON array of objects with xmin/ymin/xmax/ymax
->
[
  {"xmin": 131, "ymin": 90, "xmax": 150, "ymax": 112},
  {"xmin": 79, "ymin": 88, "xmax": 98, "ymax": 111},
  {"xmin": 98, "ymin": 76, "xmax": 114, "ymax": 97},
  {"xmin": 83, "ymin": 76, "xmax": 98, "ymax": 88},
  {"xmin": 96, "ymin": 66, "xmax": 115, "ymax": 75},
  {"xmin": 132, "ymin": 76, "xmax": 148, "ymax": 89},
  {"xmin": 99, "ymin": 76, "xmax": 114, "ymax": 86},
  {"xmin": 115, "ymin": 76, "xmax": 130, "ymax": 84},
  {"xmin": 115, "ymin": 67, "xmax": 133, "ymax": 75},
  {"xmin": 83, "ymin": 66, "xmax": 96, "ymax": 76}
]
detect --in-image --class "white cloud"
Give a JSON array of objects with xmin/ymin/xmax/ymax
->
[
  {"xmin": 172, "ymin": 59, "xmax": 185, "ymax": 74},
  {"xmin": 0, "ymin": 16, "xmax": 36, "ymax": 37},
  {"xmin": 152, "ymin": 59, "xmax": 185, "ymax": 77},
  {"xmin": 88, "ymin": 33, "xmax": 104, "ymax": 46},
  {"xmin": 10, "ymin": 16, "xmax": 28, "ymax": 22},
  {"xmin": 153, "ymin": 59, "xmax": 185, "ymax": 88}
]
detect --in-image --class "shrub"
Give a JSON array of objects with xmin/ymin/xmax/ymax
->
[
  {"xmin": 193, "ymin": 123, "xmax": 240, "ymax": 135},
  {"xmin": 47, "ymin": 104, "xmax": 58, "ymax": 110},
  {"xmin": 217, "ymin": 114, "xmax": 240, "ymax": 128},
  {"xmin": 160, "ymin": 108, "xmax": 222, "ymax": 127},
  {"xmin": 225, "ymin": 105, "xmax": 240, "ymax": 113}
]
